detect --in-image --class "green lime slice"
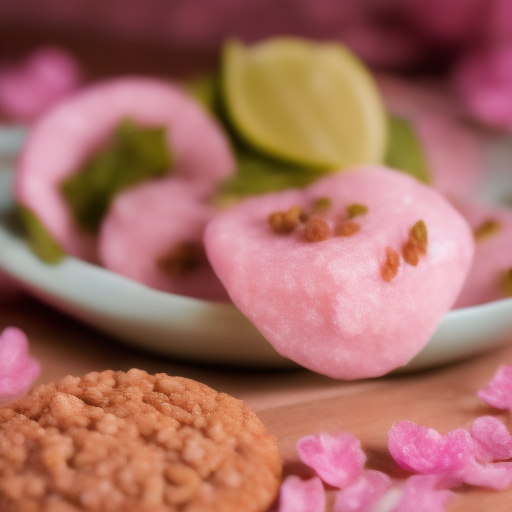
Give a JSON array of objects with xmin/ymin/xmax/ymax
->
[
  {"xmin": 221, "ymin": 38, "xmax": 387, "ymax": 170},
  {"xmin": 385, "ymin": 116, "xmax": 431, "ymax": 184}
]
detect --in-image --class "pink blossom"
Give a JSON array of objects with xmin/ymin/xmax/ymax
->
[
  {"xmin": 275, "ymin": 476, "xmax": 325, "ymax": 512},
  {"xmin": 453, "ymin": 46, "xmax": 512, "ymax": 131},
  {"xmin": 334, "ymin": 470, "xmax": 392, "ymax": 512},
  {"xmin": 297, "ymin": 432, "xmax": 366, "ymax": 488},
  {"xmin": 461, "ymin": 459, "xmax": 512, "ymax": 491},
  {"xmin": 0, "ymin": 46, "xmax": 81, "ymax": 123},
  {"xmin": 0, "ymin": 327, "xmax": 40, "ymax": 403},
  {"xmin": 393, "ymin": 475, "xmax": 455, "ymax": 512},
  {"xmin": 478, "ymin": 366, "xmax": 512, "ymax": 410},
  {"xmin": 470, "ymin": 416, "xmax": 512, "ymax": 462},
  {"xmin": 388, "ymin": 421, "xmax": 473, "ymax": 475}
]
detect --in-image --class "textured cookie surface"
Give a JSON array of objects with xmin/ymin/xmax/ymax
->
[{"xmin": 0, "ymin": 369, "xmax": 281, "ymax": 512}]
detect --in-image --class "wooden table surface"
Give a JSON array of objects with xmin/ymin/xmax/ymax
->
[
  {"xmin": 2, "ymin": 26, "xmax": 512, "ymax": 512},
  {"xmin": 2, "ymin": 295, "xmax": 512, "ymax": 512}
]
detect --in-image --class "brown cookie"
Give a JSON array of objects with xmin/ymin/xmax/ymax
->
[{"xmin": 0, "ymin": 369, "xmax": 282, "ymax": 512}]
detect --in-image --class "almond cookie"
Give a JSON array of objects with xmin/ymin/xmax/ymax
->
[{"xmin": 0, "ymin": 369, "xmax": 281, "ymax": 512}]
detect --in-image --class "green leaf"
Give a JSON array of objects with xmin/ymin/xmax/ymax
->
[
  {"xmin": 219, "ymin": 143, "xmax": 324, "ymax": 198},
  {"xmin": 17, "ymin": 205, "xmax": 65, "ymax": 264},
  {"xmin": 61, "ymin": 118, "xmax": 173, "ymax": 233},
  {"xmin": 385, "ymin": 116, "xmax": 431, "ymax": 184}
]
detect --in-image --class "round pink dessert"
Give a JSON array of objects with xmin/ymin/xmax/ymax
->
[
  {"xmin": 378, "ymin": 75, "xmax": 482, "ymax": 198},
  {"xmin": 205, "ymin": 167, "xmax": 474, "ymax": 379},
  {"xmin": 15, "ymin": 77, "xmax": 235, "ymax": 261},
  {"xmin": 99, "ymin": 179, "xmax": 229, "ymax": 302},
  {"xmin": 453, "ymin": 201, "xmax": 512, "ymax": 309}
]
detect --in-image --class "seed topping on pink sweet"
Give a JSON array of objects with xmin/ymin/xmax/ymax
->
[
  {"xmin": 311, "ymin": 196, "xmax": 332, "ymax": 214},
  {"xmin": 156, "ymin": 242, "xmax": 207, "ymax": 277},
  {"xmin": 268, "ymin": 206, "xmax": 304, "ymax": 233},
  {"xmin": 403, "ymin": 220, "xmax": 428, "ymax": 266},
  {"xmin": 347, "ymin": 203, "xmax": 369, "ymax": 218},
  {"xmin": 382, "ymin": 247, "xmax": 400, "ymax": 283},
  {"xmin": 474, "ymin": 218, "xmax": 502, "ymax": 241},
  {"xmin": 335, "ymin": 220, "xmax": 360, "ymax": 237},
  {"xmin": 304, "ymin": 216, "xmax": 330, "ymax": 243}
]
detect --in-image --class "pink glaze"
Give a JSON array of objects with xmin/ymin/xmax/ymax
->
[
  {"xmin": 333, "ymin": 470, "xmax": 392, "ymax": 512},
  {"xmin": 15, "ymin": 77, "xmax": 235, "ymax": 261},
  {"xmin": 275, "ymin": 476, "xmax": 325, "ymax": 512},
  {"xmin": 452, "ymin": 201, "xmax": 512, "ymax": 308},
  {"xmin": 0, "ymin": 46, "xmax": 80, "ymax": 123},
  {"xmin": 297, "ymin": 432, "xmax": 366, "ymax": 488},
  {"xmin": 99, "ymin": 179, "xmax": 229, "ymax": 301},
  {"xmin": 204, "ymin": 167, "xmax": 474, "ymax": 379},
  {"xmin": 392, "ymin": 475, "xmax": 454, "ymax": 512},
  {"xmin": 0, "ymin": 327, "xmax": 39, "ymax": 403},
  {"xmin": 388, "ymin": 421, "xmax": 474, "ymax": 475},
  {"xmin": 478, "ymin": 365, "xmax": 512, "ymax": 410}
]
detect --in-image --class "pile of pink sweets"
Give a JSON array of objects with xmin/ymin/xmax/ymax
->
[{"xmin": 2, "ymin": 51, "xmax": 512, "ymax": 380}]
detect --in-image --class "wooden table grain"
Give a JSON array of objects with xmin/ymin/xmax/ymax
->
[{"xmin": 2, "ymin": 295, "xmax": 512, "ymax": 512}]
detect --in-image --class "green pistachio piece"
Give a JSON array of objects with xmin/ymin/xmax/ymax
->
[{"xmin": 61, "ymin": 119, "xmax": 173, "ymax": 233}]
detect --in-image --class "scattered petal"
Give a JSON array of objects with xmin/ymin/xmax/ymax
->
[
  {"xmin": 392, "ymin": 475, "xmax": 454, "ymax": 512},
  {"xmin": 334, "ymin": 470, "xmax": 392, "ymax": 512},
  {"xmin": 461, "ymin": 459, "xmax": 512, "ymax": 491},
  {"xmin": 478, "ymin": 366, "xmax": 512, "ymax": 410},
  {"xmin": 275, "ymin": 476, "xmax": 326, "ymax": 512},
  {"xmin": 388, "ymin": 421, "xmax": 473, "ymax": 474},
  {"xmin": 297, "ymin": 432, "xmax": 366, "ymax": 488},
  {"xmin": 470, "ymin": 416, "xmax": 512, "ymax": 462},
  {"xmin": 0, "ymin": 327, "xmax": 40, "ymax": 403},
  {"xmin": 0, "ymin": 46, "xmax": 81, "ymax": 123}
]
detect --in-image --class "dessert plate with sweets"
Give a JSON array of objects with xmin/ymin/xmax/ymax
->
[{"xmin": 1, "ymin": 38, "xmax": 512, "ymax": 377}]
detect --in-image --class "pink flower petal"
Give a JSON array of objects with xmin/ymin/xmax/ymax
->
[
  {"xmin": 297, "ymin": 432, "xmax": 366, "ymax": 488},
  {"xmin": 478, "ymin": 366, "xmax": 512, "ymax": 410},
  {"xmin": 0, "ymin": 327, "xmax": 40, "ymax": 403},
  {"xmin": 334, "ymin": 470, "xmax": 392, "ymax": 512},
  {"xmin": 393, "ymin": 475, "xmax": 455, "ymax": 512},
  {"xmin": 388, "ymin": 421, "xmax": 473, "ymax": 474},
  {"xmin": 275, "ymin": 476, "xmax": 326, "ymax": 512},
  {"xmin": 0, "ymin": 46, "xmax": 81, "ymax": 123},
  {"xmin": 461, "ymin": 459, "xmax": 512, "ymax": 491},
  {"xmin": 470, "ymin": 416, "xmax": 512, "ymax": 462}
]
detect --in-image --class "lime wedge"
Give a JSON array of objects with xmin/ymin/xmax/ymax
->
[{"xmin": 221, "ymin": 38, "xmax": 387, "ymax": 170}]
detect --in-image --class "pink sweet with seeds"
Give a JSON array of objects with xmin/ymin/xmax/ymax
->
[
  {"xmin": 99, "ymin": 179, "xmax": 229, "ymax": 301},
  {"xmin": 205, "ymin": 166, "xmax": 474, "ymax": 379},
  {"xmin": 0, "ymin": 327, "xmax": 40, "ymax": 404},
  {"xmin": 15, "ymin": 78, "xmax": 234, "ymax": 261},
  {"xmin": 452, "ymin": 200, "xmax": 512, "ymax": 309}
]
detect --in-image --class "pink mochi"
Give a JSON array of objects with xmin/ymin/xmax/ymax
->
[
  {"xmin": 15, "ymin": 77, "xmax": 235, "ymax": 262},
  {"xmin": 452, "ymin": 201, "xmax": 512, "ymax": 309},
  {"xmin": 99, "ymin": 179, "xmax": 229, "ymax": 302},
  {"xmin": 378, "ymin": 75, "xmax": 482, "ymax": 199},
  {"xmin": 204, "ymin": 167, "xmax": 474, "ymax": 379}
]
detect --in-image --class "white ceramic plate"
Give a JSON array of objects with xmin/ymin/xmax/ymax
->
[{"xmin": 1, "ymin": 127, "xmax": 512, "ymax": 371}]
